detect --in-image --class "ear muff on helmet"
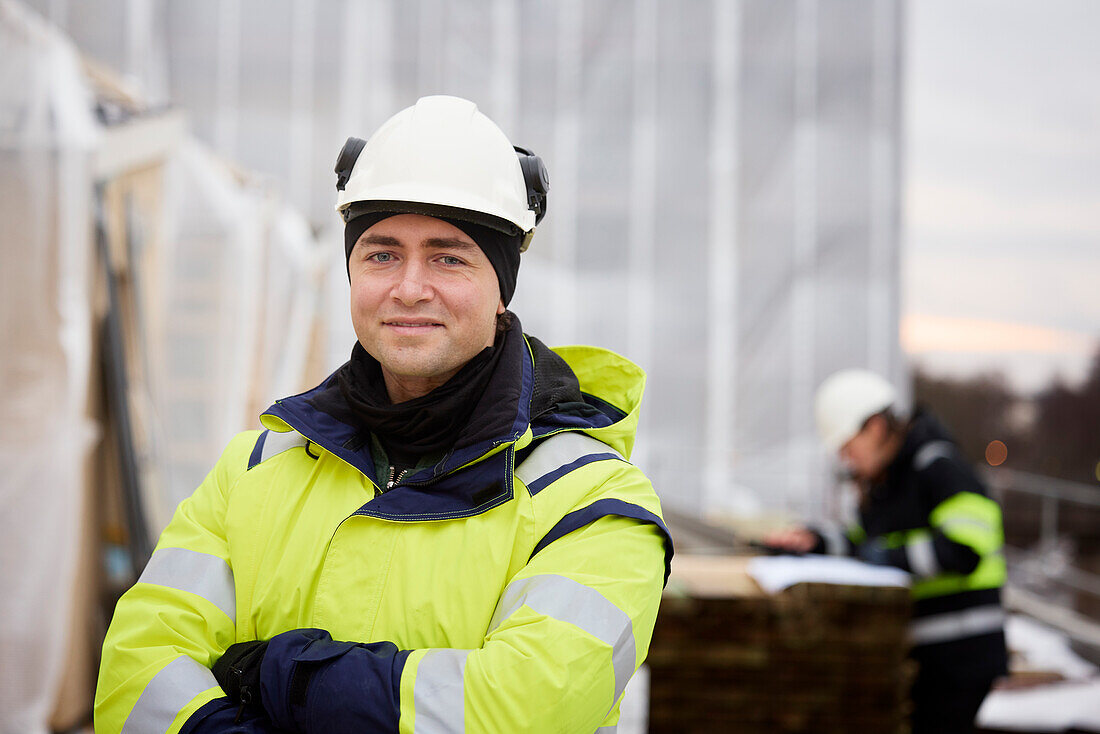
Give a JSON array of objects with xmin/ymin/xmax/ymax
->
[
  {"xmin": 335, "ymin": 136, "xmax": 367, "ymax": 192},
  {"xmin": 514, "ymin": 145, "xmax": 549, "ymax": 226}
]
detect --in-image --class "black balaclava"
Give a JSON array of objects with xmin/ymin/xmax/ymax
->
[{"xmin": 344, "ymin": 212, "xmax": 523, "ymax": 306}]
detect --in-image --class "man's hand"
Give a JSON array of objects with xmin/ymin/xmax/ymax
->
[
  {"xmin": 213, "ymin": 640, "xmax": 269, "ymax": 706},
  {"xmin": 760, "ymin": 527, "xmax": 818, "ymax": 554}
]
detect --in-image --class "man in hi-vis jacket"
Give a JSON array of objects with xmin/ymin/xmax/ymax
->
[
  {"xmin": 766, "ymin": 368, "xmax": 1007, "ymax": 734},
  {"xmin": 96, "ymin": 95, "xmax": 672, "ymax": 734}
]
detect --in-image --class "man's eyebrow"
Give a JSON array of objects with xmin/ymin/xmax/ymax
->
[
  {"xmin": 422, "ymin": 237, "xmax": 479, "ymax": 250},
  {"xmin": 358, "ymin": 233, "xmax": 401, "ymax": 247}
]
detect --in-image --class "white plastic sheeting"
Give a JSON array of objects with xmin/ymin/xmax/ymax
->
[
  {"xmin": 156, "ymin": 139, "xmax": 327, "ymax": 518},
  {"xmin": 1, "ymin": 4, "xmax": 327, "ymax": 728},
  {"xmin": 977, "ymin": 615, "xmax": 1100, "ymax": 732},
  {"xmin": 0, "ymin": 3, "xmax": 98, "ymax": 732},
  {"xmin": 28, "ymin": 0, "xmax": 905, "ymax": 521}
]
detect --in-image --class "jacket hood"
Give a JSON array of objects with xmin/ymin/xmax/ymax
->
[{"xmin": 544, "ymin": 345, "xmax": 645, "ymax": 460}]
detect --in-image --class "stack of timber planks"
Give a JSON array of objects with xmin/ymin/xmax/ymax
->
[{"xmin": 648, "ymin": 555, "xmax": 913, "ymax": 734}]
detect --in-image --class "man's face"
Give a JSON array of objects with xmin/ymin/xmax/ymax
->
[
  {"xmin": 838, "ymin": 415, "xmax": 891, "ymax": 481},
  {"xmin": 348, "ymin": 214, "xmax": 504, "ymax": 401}
]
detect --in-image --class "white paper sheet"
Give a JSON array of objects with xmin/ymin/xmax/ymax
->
[{"xmin": 747, "ymin": 554, "xmax": 911, "ymax": 594}]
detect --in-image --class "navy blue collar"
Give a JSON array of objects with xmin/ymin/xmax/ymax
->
[{"xmin": 261, "ymin": 320, "xmax": 616, "ymax": 521}]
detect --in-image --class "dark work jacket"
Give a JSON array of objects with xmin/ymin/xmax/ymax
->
[{"xmin": 815, "ymin": 411, "xmax": 1009, "ymax": 683}]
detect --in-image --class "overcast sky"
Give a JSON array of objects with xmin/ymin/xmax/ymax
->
[{"xmin": 904, "ymin": 0, "xmax": 1100, "ymax": 393}]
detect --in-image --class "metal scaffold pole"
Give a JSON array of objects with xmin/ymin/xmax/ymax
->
[
  {"xmin": 789, "ymin": 0, "xmax": 818, "ymax": 511},
  {"xmin": 704, "ymin": 0, "xmax": 741, "ymax": 514},
  {"xmin": 627, "ymin": 0, "xmax": 658, "ymax": 469}
]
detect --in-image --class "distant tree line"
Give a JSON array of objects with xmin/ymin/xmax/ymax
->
[{"xmin": 913, "ymin": 344, "xmax": 1100, "ymax": 487}]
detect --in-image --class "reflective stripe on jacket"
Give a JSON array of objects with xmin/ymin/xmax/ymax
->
[{"xmin": 95, "ymin": 336, "xmax": 672, "ymax": 734}]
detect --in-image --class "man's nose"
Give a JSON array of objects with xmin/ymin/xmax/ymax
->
[{"xmin": 392, "ymin": 260, "xmax": 432, "ymax": 304}]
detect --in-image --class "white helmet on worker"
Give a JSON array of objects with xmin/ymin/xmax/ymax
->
[
  {"xmin": 334, "ymin": 95, "xmax": 548, "ymax": 251},
  {"xmin": 814, "ymin": 369, "xmax": 898, "ymax": 453}
]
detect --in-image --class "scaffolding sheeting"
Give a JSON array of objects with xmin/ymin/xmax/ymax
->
[{"xmin": 27, "ymin": 0, "xmax": 906, "ymax": 522}]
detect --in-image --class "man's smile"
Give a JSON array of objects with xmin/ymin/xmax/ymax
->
[{"xmin": 382, "ymin": 318, "xmax": 445, "ymax": 334}]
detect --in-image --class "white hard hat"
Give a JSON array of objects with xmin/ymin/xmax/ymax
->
[
  {"xmin": 334, "ymin": 95, "xmax": 548, "ymax": 250},
  {"xmin": 814, "ymin": 369, "xmax": 897, "ymax": 453}
]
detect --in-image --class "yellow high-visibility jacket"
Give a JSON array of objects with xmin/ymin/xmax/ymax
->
[{"xmin": 95, "ymin": 328, "xmax": 672, "ymax": 734}]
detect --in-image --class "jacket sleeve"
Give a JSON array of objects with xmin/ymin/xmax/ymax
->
[
  {"xmin": 901, "ymin": 449, "xmax": 1003, "ymax": 578},
  {"xmin": 253, "ymin": 466, "xmax": 670, "ymax": 734},
  {"xmin": 94, "ymin": 431, "xmax": 280, "ymax": 734},
  {"xmin": 872, "ymin": 446, "xmax": 1002, "ymax": 578}
]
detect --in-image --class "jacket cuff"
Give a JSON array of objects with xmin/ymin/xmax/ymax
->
[
  {"xmin": 261, "ymin": 628, "xmax": 410, "ymax": 734},
  {"xmin": 260, "ymin": 628, "xmax": 346, "ymax": 732},
  {"xmin": 178, "ymin": 696, "xmax": 282, "ymax": 734}
]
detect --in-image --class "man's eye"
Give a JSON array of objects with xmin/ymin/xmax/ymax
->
[
  {"xmin": 440, "ymin": 255, "xmax": 464, "ymax": 265},
  {"xmin": 368, "ymin": 252, "xmax": 393, "ymax": 263}
]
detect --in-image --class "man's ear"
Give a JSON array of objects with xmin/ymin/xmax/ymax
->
[
  {"xmin": 496, "ymin": 299, "xmax": 506, "ymax": 315},
  {"xmin": 866, "ymin": 413, "xmax": 889, "ymax": 442}
]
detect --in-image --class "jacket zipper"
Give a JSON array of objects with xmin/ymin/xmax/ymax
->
[{"xmin": 386, "ymin": 466, "xmax": 409, "ymax": 491}]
